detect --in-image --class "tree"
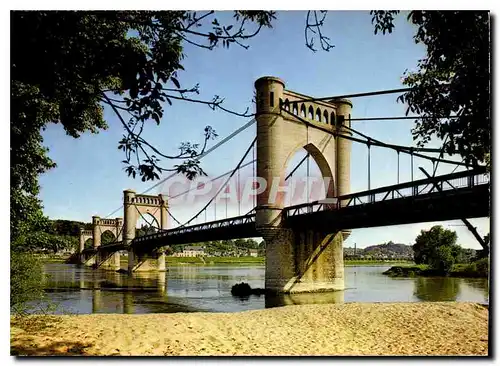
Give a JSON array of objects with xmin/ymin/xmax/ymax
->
[
  {"xmin": 428, "ymin": 245, "xmax": 456, "ymax": 273},
  {"xmin": 101, "ymin": 231, "xmax": 117, "ymax": 245},
  {"xmin": 371, "ymin": 11, "xmax": 490, "ymax": 167},
  {"xmin": 11, "ymin": 10, "xmax": 283, "ymax": 247},
  {"xmin": 11, "ymin": 252, "xmax": 46, "ymax": 313},
  {"xmin": 10, "ymin": 10, "xmax": 334, "ymax": 312},
  {"xmin": 12, "ymin": 231, "xmax": 78, "ymax": 254},
  {"xmin": 12, "ymin": 11, "xmax": 275, "ymax": 180},
  {"xmin": 477, "ymin": 233, "xmax": 490, "ymax": 259},
  {"xmin": 48, "ymin": 219, "xmax": 88, "ymax": 237},
  {"xmin": 136, "ymin": 224, "xmax": 157, "ymax": 237},
  {"xmin": 84, "ymin": 238, "xmax": 94, "ymax": 250},
  {"xmin": 412, "ymin": 225, "xmax": 464, "ymax": 273}
]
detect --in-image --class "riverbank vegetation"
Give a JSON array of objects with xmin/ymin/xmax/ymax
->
[
  {"xmin": 344, "ymin": 260, "xmax": 413, "ymax": 266},
  {"xmin": 118, "ymin": 256, "xmax": 411, "ymax": 267},
  {"xmin": 383, "ymin": 259, "xmax": 489, "ymax": 278},
  {"xmin": 162, "ymin": 256, "xmax": 265, "ymax": 265},
  {"xmin": 10, "ymin": 218, "xmax": 93, "ymax": 313},
  {"xmin": 383, "ymin": 226, "xmax": 489, "ymax": 278},
  {"xmin": 10, "ymin": 252, "xmax": 46, "ymax": 314}
]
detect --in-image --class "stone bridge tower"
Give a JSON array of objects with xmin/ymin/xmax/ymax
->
[
  {"xmin": 78, "ymin": 217, "xmax": 123, "ymax": 252},
  {"xmin": 254, "ymin": 76, "xmax": 352, "ymax": 293},
  {"xmin": 91, "ymin": 216, "xmax": 124, "ymax": 248},
  {"xmin": 123, "ymin": 190, "xmax": 168, "ymax": 272}
]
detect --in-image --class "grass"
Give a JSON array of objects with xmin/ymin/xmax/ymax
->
[
  {"xmin": 344, "ymin": 260, "xmax": 414, "ymax": 267},
  {"xmin": 116, "ymin": 256, "xmax": 265, "ymax": 266},
  {"xmin": 166, "ymin": 257, "xmax": 410, "ymax": 266},
  {"xmin": 113, "ymin": 256, "xmax": 413, "ymax": 267},
  {"xmin": 167, "ymin": 256, "xmax": 265, "ymax": 265},
  {"xmin": 33, "ymin": 254, "xmax": 67, "ymax": 264},
  {"xmin": 383, "ymin": 260, "xmax": 489, "ymax": 278}
]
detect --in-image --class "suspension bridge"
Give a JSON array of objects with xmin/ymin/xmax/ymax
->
[{"xmin": 79, "ymin": 76, "xmax": 490, "ymax": 293}]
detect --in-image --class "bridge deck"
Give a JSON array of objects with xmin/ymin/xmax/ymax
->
[
  {"xmin": 286, "ymin": 185, "xmax": 489, "ymax": 232},
  {"xmin": 129, "ymin": 169, "xmax": 489, "ymax": 251}
]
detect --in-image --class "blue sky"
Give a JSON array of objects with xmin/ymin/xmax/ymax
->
[{"xmin": 38, "ymin": 11, "xmax": 489, "ymax": 249}]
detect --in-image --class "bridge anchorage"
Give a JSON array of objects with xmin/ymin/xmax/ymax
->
[{"xmin": 78, "ymin": 76, "xmax": 490, "ymax": 294}]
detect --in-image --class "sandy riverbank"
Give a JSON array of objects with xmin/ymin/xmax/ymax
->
[{"xmin": 11, "ymin": 302, "xmax": 488, "ymax": 356}]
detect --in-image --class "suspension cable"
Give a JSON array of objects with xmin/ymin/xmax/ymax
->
[
  {"xmin": 306, "ymin": 124, "xmax": 310, "ymax": 204},
  {"xmin": 411, "ymin": 149, "xmax": 414, "ymax": 182},
  {"xmin": 286, "ymin": 153, "xmax": 310, "ymax": 180},
  {"xmin": 280, "ymin": 108, "xmax": 472, "ymax": 168},
  {"xmin": 169, "ymin": 160, "xmax": 255, "ymax": 199},
  {"xmin": 166, "ymin": 206, "xmax": 182, "ymax": 227},
  {"xmin": 368, "ymin": 143, "xmax": 371, "ymax": 190},
  {"xmin": 103, "ymin": 117, "xmax": 257, "ymax": 219},
  {"xmin": 134, "ymin": 206, "xmax": 158, "ymax": 230},
  {"xmin": 289, "ymin": 84, "xmax": 450, "ymax": 104},
  {"xmin": 237, "ymin": 164, "xmax": 241, "ymax": 216},
  {"xmin": 432, "ymin": 135, "xmax": 450, "ymax": 177},
  {"xmin": 290, "ymin": 87, "xmax": 412, "ymax": 103},
  {"xmin": 142, "ymin": 117, "xmax": 257, "ymax": 196},
  {"xmin": 167, "ymin": 144, "xmax": 319, "ymax": 229},
  {"xmin": 348, "ymin": 115, "xmax": 460, "ymax": 122},
  {"xmin": 252, "ymin": 142, "xmax": 256, "ymax": 209},
  {"xmin": 177, "ymin": 137, "xmax": 257, "ymax": 228},
  {"xmin": 397, "ymin": 150, "xmax": 400, "ymax": 184},
  {"xmin": 342, "ymin": 123, "xmax": 445, "ymax": 154}
]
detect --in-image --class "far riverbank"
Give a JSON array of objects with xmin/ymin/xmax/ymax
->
[
  {"xmin": 36, "ymin": 254, "xmax": 414, "ymax": 267},
  {"xmin": 383, "ymin": 259, "xmax": 489, "ymax": 279}
]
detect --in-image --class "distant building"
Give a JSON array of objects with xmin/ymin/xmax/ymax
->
[
  {"xmin": 249, "ymin": 249, "xmax": 259, "ymax": 257},
  {"xmin": 175, "ymin": 245, "xmax": 206, "ymax": 257}
]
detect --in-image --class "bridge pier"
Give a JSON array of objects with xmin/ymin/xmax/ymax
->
[
  {"xmin": 265, "ymin": 288, "xmax": 345, "ymax": 308},
  {"xmin": 97, "ymin": 251, "xmax": 121, "ymax": 271},
  {"xmin": 82, "ymin": 251, "xmax": 97, "ymax": 267},
  {"xmin": 263, "ymin": 227, "xmax": 344, "ymax": 293},
  {"xmin": 128, "ymin": 248, "xmax": 166, "ymax": 273}
]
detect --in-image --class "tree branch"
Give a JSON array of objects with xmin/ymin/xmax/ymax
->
[{"xmin": 305, "ymin": 11, "xmax": 334, "ymax": 52}]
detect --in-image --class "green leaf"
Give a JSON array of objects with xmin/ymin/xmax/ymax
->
[{"xmin": 171, "ymin": 77, "xmax": 180, "ymax": 89}]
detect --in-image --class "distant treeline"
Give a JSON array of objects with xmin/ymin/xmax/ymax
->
[{"xmin": 13, "ymin": 219, "xmax": 89, "ymax": 254}]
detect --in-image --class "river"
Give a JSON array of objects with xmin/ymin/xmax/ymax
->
[{"xmin": 37, "ymin": 263, "xmax": 488, "ymax": 314}]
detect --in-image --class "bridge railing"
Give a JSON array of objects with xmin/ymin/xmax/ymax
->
[
  {"xmin": 130, "ymin": 169, "xmax": 488, "ymax": 243},
  {"xmin": 285, "ymin": 168, "xmax": 489, "ymax": 217},
  {"xmin": 133, "ymin": 213, "xmax": 256, "ymax": 243}
]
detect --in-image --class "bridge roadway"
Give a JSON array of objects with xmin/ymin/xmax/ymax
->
[{"xmin": 87, "ymin": 168, "xmax": 489, "ymax": 254}]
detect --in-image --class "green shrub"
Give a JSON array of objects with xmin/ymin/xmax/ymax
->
[
  {"xmin": 474, "ymin": 257, "xmax": 489, "ymax": 277},
  {"xmin": 10, "ymin": 252, "xmax": 46, "ymax": 314},
  {"xmin": 428, "ymin": 245, "xmax": 455, "ymax": 274}
]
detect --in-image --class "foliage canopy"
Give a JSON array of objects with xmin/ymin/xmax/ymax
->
[
  {"xmin": 413, "ymin": 225, "xmax": 460, "ymax": 273},
  {"xmin": 372, "ymin": 11, "xmax": 491, "ymax": 166}
]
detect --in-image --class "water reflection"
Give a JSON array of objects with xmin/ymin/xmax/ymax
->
[
  {"xmin": 35, "ymin": 263, "xmax": 488, "ymax": 315},
  {"xmin": 413, "ymin": 277, "xmax": 461, "ymax": 302},
  {"xmin": 123, "ymin": 291, "xmax": 134, "ymax": 314},
  {"xmin": 461, "ymin": 278, "xmax": 489, "ymax": 303}
]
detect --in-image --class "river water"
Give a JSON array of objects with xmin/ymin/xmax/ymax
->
[{"xmin": 38, "ymin": 263, "xmax": 489, "ymax": 314}]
